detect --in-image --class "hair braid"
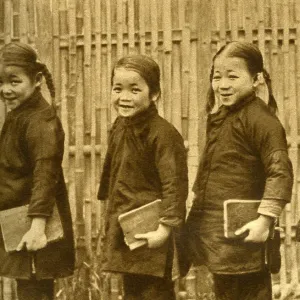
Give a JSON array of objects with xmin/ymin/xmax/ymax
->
[
  {"xmin": 263, "ymin": 68, "xmax": 278, "ymax": 114},
  {"xmin": 39, "ymin": 63, "xmax": 56, "ymax": 108}
]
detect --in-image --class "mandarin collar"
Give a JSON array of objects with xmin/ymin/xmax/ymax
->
[
  {"xmin": 7, "ymin": 89, "xmax": 41, "ymax": 116},
  {"xmin": 120, "ymin": 101, "xmax": 158, "ymax": 127}
]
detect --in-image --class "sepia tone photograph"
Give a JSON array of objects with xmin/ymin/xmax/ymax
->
[{"xmin": 0, "ymin": 0, "xmax": 299, "ymax": 299}]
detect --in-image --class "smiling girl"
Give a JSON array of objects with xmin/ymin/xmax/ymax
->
[
  {"xmin": 98, "ymin": 55, "xmax": 188, "ymax": 300},
  {"xmin": 0, "ymin": 42, "xmax": 75, "ymax": 300},
  {"xmin": 185, "ymin": 41, "xmax": 293, "ymax": 300}
]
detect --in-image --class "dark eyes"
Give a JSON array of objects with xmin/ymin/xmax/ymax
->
[{"xmin": 112, "ymin": 87, "xmax": 142, "ymax": 93}]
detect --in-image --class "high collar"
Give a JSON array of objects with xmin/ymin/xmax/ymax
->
[
  {"xmin": 208, "ymin": 92, "xmax": 256, "ymax": 124},
  {"xmin": 7, "ymin": 89, "xmax": 41, "ymax": 116},
  {"xmin": 119, "ymin": 101, "xmax": 158, "ymax": 127}
]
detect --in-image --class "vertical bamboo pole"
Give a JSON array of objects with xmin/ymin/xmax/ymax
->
[
  {"xmin": 2, "ymin": 278, "xmax": 12, "ymax": 300},
  {"xmin": 162, "ymin": 0, "xmax": 172, "ymax": 122},
  {"xmin": 83, "ymin": 0, "xmax": 92, "ymax": 259},
  {"xmin": 230, "ymin": 0, "xmax": 238, "ymax": 41},
  {"xmin": 27, "ymin": 0, "xmax": 35, "ymax": 42},
  {"xmin": 295, "ymin": 0, "xmax": 300, "ymax": 239},
  {"xmin": 257, "ymin": 0, "xmax": 265, "ymax": 56},
  {"xmin": 128, "ymin": 0, "xmax": 135, "ymax": 55},
  {"xmin": 4, "ymin": 0, "xmax": 12, "ymax": 44},
  {"xmin": 19, "ymin": 0, "xmax": 27, "ymax": 43},
  {"xmin": 139, "ymin": 0, "xmax": 146, "ymax": 54},
  {"xmin": 180, "ymin": 0, "xmax": 190, "ymax": 140},
  {"xmin": 106, "ymin": 0, "xmax": 115, "ymax": 123},
  {"xmin": 172, "ymin": 43, "xmax": 182, "ymax": 133},
  {"xmin": 150, "ymin": 0, "xmax": 158, "ymax": 60},
  {"xmin": 243, "ymin": 0, "xmax": 252, "ymax": 42},
  {"xmin": 116, "ymin": 0, "xmax": 123, "ymax": 59},
  {"xmin": 94, "ymin": 0, "xmax": 102, "ymax": 242},
  {"xmin": 282, "ymin": 0, "xmax": 292, "ymax": 289},
  {"xmin": 289, "ymin": 43, "xmax": 299, "ymax": 287},
  {"xmin": 218, "ymin": 0, "xmax": 226, "ymax": 46}
]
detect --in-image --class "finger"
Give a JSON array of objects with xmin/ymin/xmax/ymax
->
[
  {"xmin": 16, "ymin": 239, "xmax": 26, "ymax": 252},
  {"xmin": 235, "ymin": 225, "xmax": 248, "ymax": 236},
  {"xmin": 134, "ymin": 234, "xmax": 148, "ymax": 240}
]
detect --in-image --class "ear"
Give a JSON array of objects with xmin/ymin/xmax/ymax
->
[
  {"xmin": 253, "ymin": 72, "xmax": 264, "ymax": 88},
  {"xmin": 34, "ymin": 72, "xmax": 43, "ymax": 88},
  {"xmin": 150, "ymin": 91, "xmax": 160, "ymax": 102}
]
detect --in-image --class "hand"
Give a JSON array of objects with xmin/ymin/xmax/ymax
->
[
  {"xmin": 134, "ymin": 224, "xmax": 171, "ymax": 249},
  {"xmin": 16, "ymin": 217, "xmax": 48, "ymax": 251},
  {"xmin": 234, "ymin": 215, "xmax": 273, "ymax": 243}
]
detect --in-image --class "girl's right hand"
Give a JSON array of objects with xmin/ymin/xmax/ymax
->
[
  {"xmin": 234, "ymin": 215, "xmax": 273, "ymax": 243},
  {"xmin": 16, "ymin": 217, "xmax": 48, "ymax": 251}
]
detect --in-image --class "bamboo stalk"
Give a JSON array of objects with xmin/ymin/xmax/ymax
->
[
  {"xmin": 243, "ymin": 0, "xmax": 252, "ymax": 42},
  {"xmin": 150, "ymin": 0, "xmax": 158, "ymax": 60},
  {"xmin": 162, "ymin": 0, "xmax": 172, "ymax": 122},
  {"xmin": 172, "ymin": 44, "xmax": 182, "ymax": 134},
  {"xmin": 106, "ymin": 0, "xmax": 115, "ymax": 123},
  {"xmin": 27, "ymin": 0, "xmax": 35, "ymax": 41},
  {"xmin": 257, "ymin": 0, "xmax": 265, "ymax": 59},
  {"xmin": 180, "ymin": 0, "xmax": 190, "ymax": 140},
  {"xmin": 94, "ymin": 0, "xmax": 102, "ymax": 238},
  {"xmin": 83, "ymin": 0, "xmax": 92, "ymax": 259},
  {"xmin": 128, "ymin": 0, "xmax": 135, "ymax": 54},
  {"xmin": 4, "ymin": 0, "xmax": 12, "ymax": 44},
  {"xmin": 116, "ymin": 0, "xmax": 123, "ymax": 59},
  {"xmin": 230, "ymin": 0, "xmax": 238, "ymax": 41},
  {"xmin": 19, "ymin": 0, "xmax": 27, "ymax": 43},
  {"xmin": 139, "ymin": 0, "xmax": 146, "ymax": 54}
]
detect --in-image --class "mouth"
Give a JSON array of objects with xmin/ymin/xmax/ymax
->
[
  {"xmin": 220, "ymin": 94, "xmax": 232, "ymax": 97},
  {"xmin": 119, "ymin": 104, "xmax": 134, "ymax": 109}
]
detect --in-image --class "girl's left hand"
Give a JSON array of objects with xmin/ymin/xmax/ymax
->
[
  {"xmin": 234, "ymin": 215, "xmax": 273, "ymax": 243},
  {"xmin": 16, "ymin": 217, "xmax": 48, "ymax": 251},
  {"xmin": 135, "ymin": 224, "xmax": 171, "ymax": 248}
]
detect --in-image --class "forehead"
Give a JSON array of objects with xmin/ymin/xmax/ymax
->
[
  {"xmin": 113, "ymin": 67, "xmax": 147, "ymax": 84},
  {"xmin": 0, "ymin": 64, "xmax": 27, "ymax": 76},
  {"xmin": 213, "ymin": 56, "xmax": 248, "ymax": 72}
]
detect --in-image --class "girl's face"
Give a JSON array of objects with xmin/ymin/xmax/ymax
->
[
  {"xmin": 212, "ymin": 56, "xmax": 257, "ymax": 107},
  {"xmin": 112, "ymin": 67, "xmax": 156, "ymax": 118},
  {"xmin": 0, "ymin": 65, "xmax": 41, "ymax": 111}
]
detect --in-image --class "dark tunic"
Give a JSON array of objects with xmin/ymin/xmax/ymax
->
[
  {"xmin": 187, "ymin": 93, "xmax": 293, "ymax": 274},
  {"xmin": 98, "ymin": 102, "xmax": 188, "ymax": 278},
  {"xmin": 0, "ymin": 90, "xmax": 75, "ymax": 279}
]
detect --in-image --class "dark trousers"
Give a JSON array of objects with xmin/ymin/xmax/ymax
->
[
  {"xmin": 16, "ymin": 278, "xmax": 54, "ymax": 300},
  {"xmin": 123, "ymin": 273, "xmax": 175, "ymax": 300},
  {"xmin": 213, "ymin": 271, "xmax": 272, "ymax": 300}
]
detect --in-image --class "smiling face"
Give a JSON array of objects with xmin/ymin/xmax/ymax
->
[
  {"xmin": 0, "ymin": 64, "xmax": 41, "ymax": 110},
  {"xmin": 112, "ymin": 67, "xmax": 156, "ymax": 117},
  {"xmin": 212, "ymin": 56, "xmax": 256, "ymax": 107}
]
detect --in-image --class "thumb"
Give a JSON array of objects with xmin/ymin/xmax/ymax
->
[
  {"xmin": 16, "ymin": 238, "xmax": 26, "ymax": 252},
  {"xmin": 235, "ymin": 225, "xmax": 248, "ymax": 236},
  {"xmin": 134, "ymin": 233, "xmax": 148, "ymax": 240}
]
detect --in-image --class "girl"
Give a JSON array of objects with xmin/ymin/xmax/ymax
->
[
  {"xmin": 97, "ymin": 54, "xmax": 188, "ymax": 300},
  {"xmin": 185, "ymin": 41, "xmax": 293, "ymax": 300},
  {"xmin": 0, "ymin": 42, "xmax": 75, "ymax": 300}
]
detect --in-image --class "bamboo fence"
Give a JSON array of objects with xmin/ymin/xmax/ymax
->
[{"xmin": 0, "ymin": 0, "xmax": 300, "ymax": 299}]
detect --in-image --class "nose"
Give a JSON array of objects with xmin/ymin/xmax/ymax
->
[
  {"xmin": 119, "ymin": 91, "xmax": 131, "ymax": 101},
  {"xmin": 219, "ymin": 78, "xmax": 230, "ymax": 89},
  {"xmin": 1, "ymin": 84, "xmax": 13, "ymax": 96}
]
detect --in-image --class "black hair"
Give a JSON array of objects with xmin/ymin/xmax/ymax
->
[
  {"xmin": 206, "ymin": 41, "xmax": 277, "ymax": 114},
  {"xmin": 111, "ymin": 54, "xmax": 161, "ymax": 99}
]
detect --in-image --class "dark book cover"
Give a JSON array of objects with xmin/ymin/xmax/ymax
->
[
  {"xmin": 118, "ymin": 199, "xmax": 161, "ymax": 250},
  {"xmin": 224, "ymin": 199, "xmax": 261, "ymax": 239},
  {"xmin": 0, "ymin": 204, "xmax": 64, "ymax": 252}
]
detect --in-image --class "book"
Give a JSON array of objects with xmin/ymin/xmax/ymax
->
[
  {"xmin": 118, "ymin": 199, "xmax": 162, "ymax": 250},
  {"xmin": 224, "ymin": 199, "xmax": 261, "ymax": 239},
  {"xmin": 0, "ymin": 204, "xmax": 64, "ymax": 252}
]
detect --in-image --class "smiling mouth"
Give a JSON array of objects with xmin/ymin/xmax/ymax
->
[{"xmin": 119, "ymin": 104, "xmax": 134, "ymax": 108}]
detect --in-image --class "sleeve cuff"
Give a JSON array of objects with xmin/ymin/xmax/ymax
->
[{"xmin": 258, "ymin": 199, "xmax": 286, "ymax": 218}]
